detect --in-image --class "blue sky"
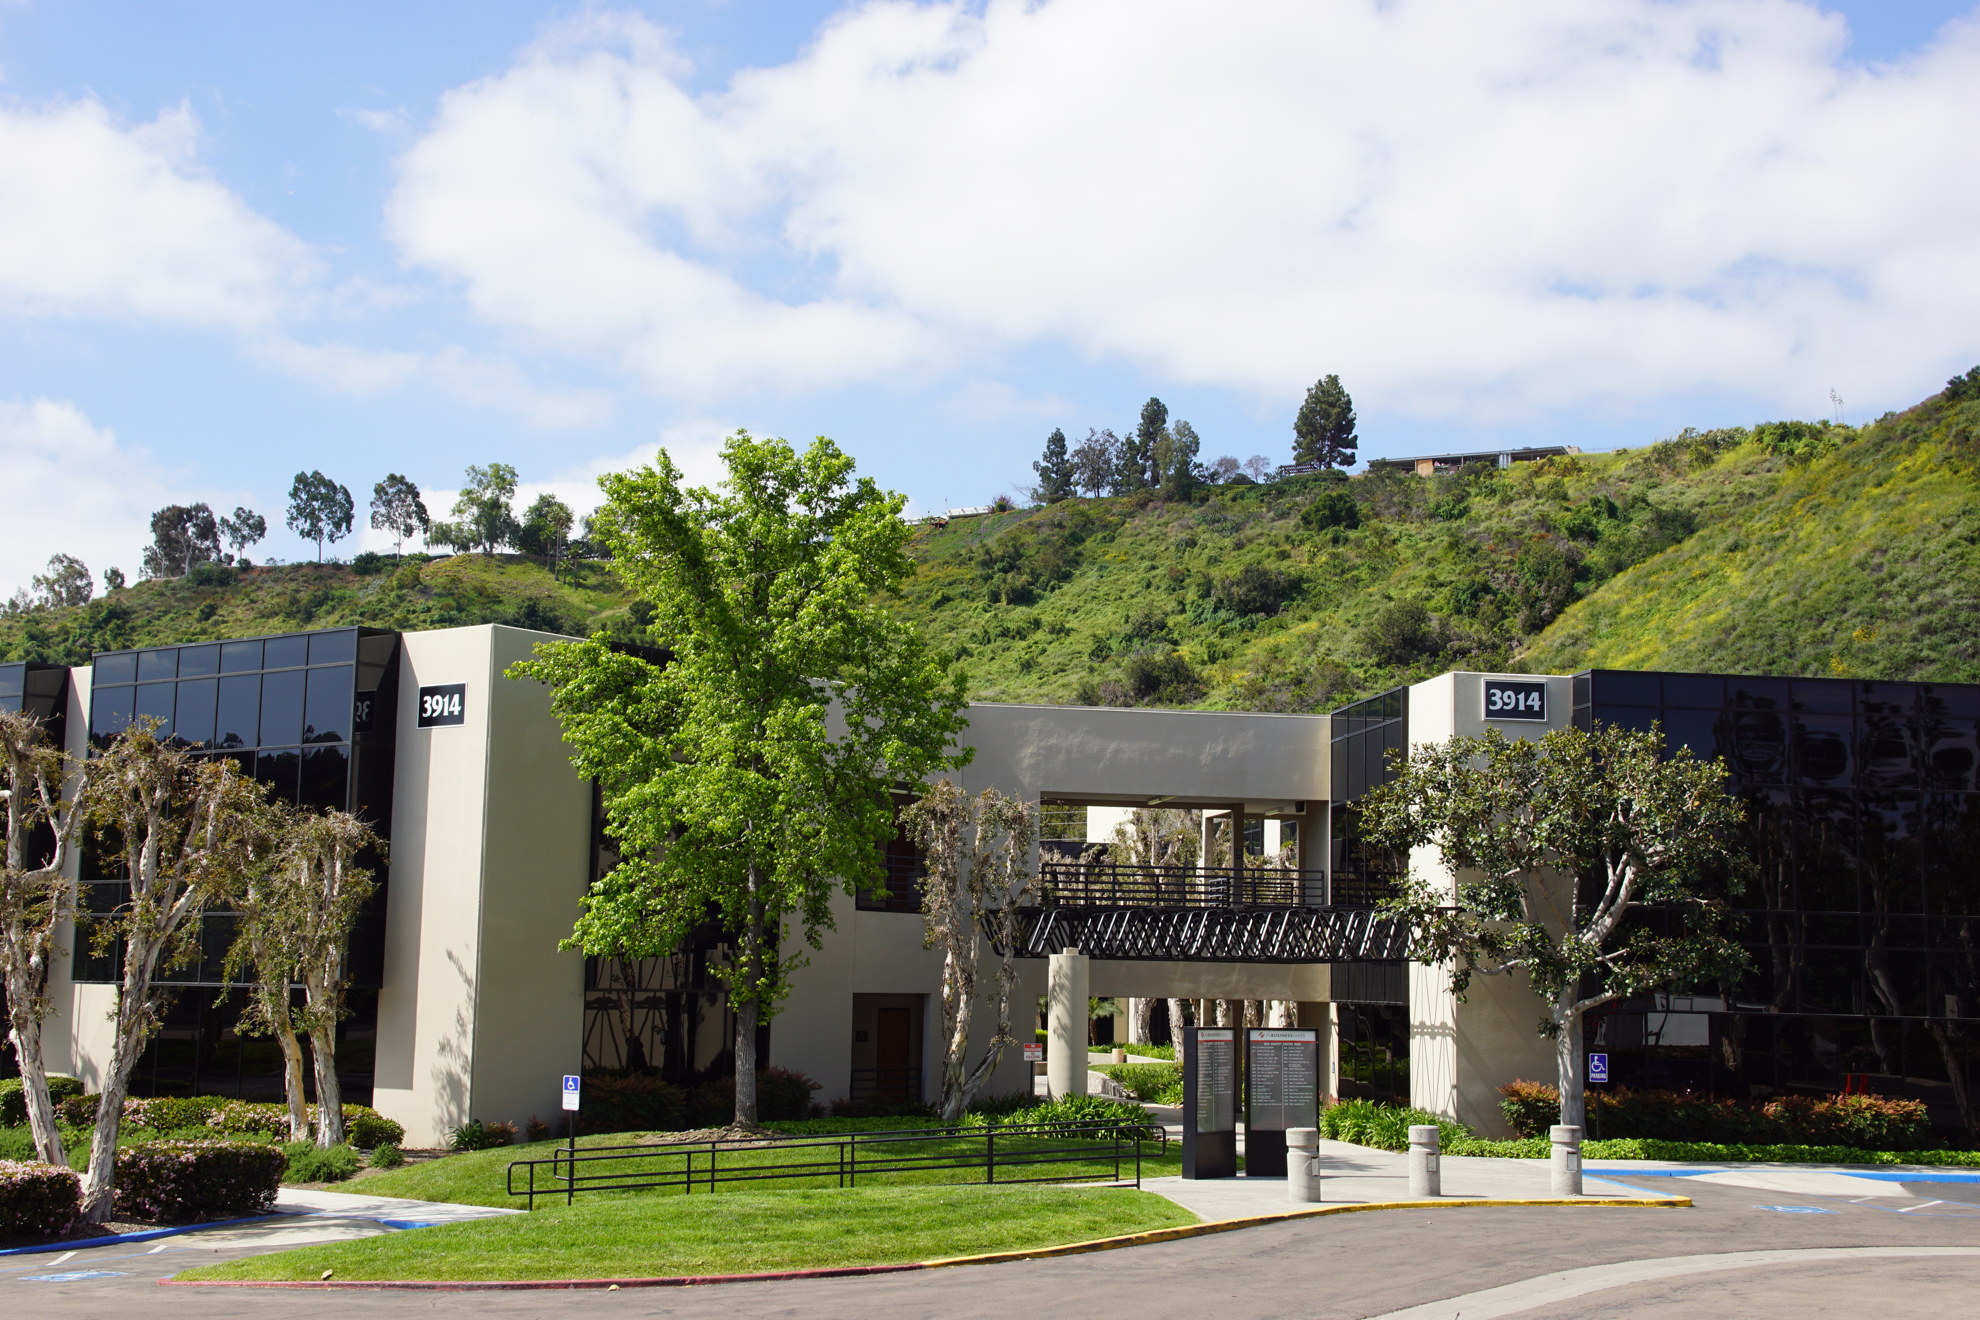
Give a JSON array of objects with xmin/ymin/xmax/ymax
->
[{"xmin": 3, "ymin": 0, "xmax": 1978, "ymax": 590}]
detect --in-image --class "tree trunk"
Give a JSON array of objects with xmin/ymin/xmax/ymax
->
[
  {"xmin": 938, "ymin": 939, "xmax": 975, "ymax": 1122},
  {"xmin": 1553, "ymin": 996, "xmax": 1586, "ymax": 1132},
  {"xmin": 732, "ymin": 877, "xmax": 764, "ymax": 1129},
  {"xmin": 272, "ymin": 999, "xmax": 310, "ymax": 1142},
  {"xmin": 81, "ymin": 949, "xmax": 161, "ymax": 1222},
  {"xmin": 1166, "ymin": 998, "xmax": 1190, "ymax": 1046},
  {"xmin": 1128, "ymin": 997, "xmax": 1154, "ymax": 1045},
  {"xmin": 305, "ymin": 965, "xmax": 344, "ymax": 1146},
  {"xmin": 7, "ymin": 1008, "xmax": 66, "ymax": 1166}
]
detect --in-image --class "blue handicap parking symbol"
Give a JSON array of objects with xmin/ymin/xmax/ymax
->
[
  {"xmin": 562, "ymin": 1074, "xmax": 580, "ymax": 1092},
  {"xmin": 1587, "ymin": 1053, "xmax": 1609, "ymax": 1084},
  {"xmin": 24, "ymin": 1271, "xmax": 128, "ymax": 1282},
  {"xmin": 1757, "ymin": 1205, "xmax": 1840, "ymax": 1214}
]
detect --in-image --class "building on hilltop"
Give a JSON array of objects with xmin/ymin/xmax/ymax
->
[{"xmin": 1361, "ymin": 445, "xmax": 1579, "ymax": 477}]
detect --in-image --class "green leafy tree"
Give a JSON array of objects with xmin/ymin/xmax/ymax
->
[
  {"xmin": 1071, "ymin": 428, "xmax": 1118, "ymax": 497},
  {"xmin": 218, "ymin": 507, "xmax": 267, "ymax": 565},
  {"xmin": 1358, "ymin": 723, "xmax": 1748, "ymax": 1131},
  {"xmin": 450, "ymin": 463, "xmax": 521, "ymax": 555},
  {"xmin": 286, "ymin": 472, "xmax": 355, "ymax": 562},
  {"xmin": 517, "ymin": 493, "xmax": 576, "ymax": 577},
  {"xmin": 102, "ymin": 567, "xmax": 126, "ymax": 592},
  {"xmin": 283, "ymin": 810, "xmax": 382, "ymax": 1147},
  {"xmin": 140, "ymin": 503, "xmax": 222, "ymax": 579},
  {"xmin": 1154, "ymin": 419, "xmax": 1202, "ymax": 499},
  {"xmin": 1294, "ymin": 374, "xmax": 1358, "ymax": 469},
  {"xmin": 512, "ymin": 433, "xmax": 972, "ymax": 1127},
  {"xmin": 31, "ymin": 554, "xmax": 92, "ymax": 608},
  {"xmin": 368, "ymin": 474, "xmax": 430, "ymax": 560},
  {"xmin": 0, "ymin": 709, "xmax": 101, "ymax": 1165},
  {"xmin": 1033, "ymin": 428, "xmax": 1076, "ymax": 503}
]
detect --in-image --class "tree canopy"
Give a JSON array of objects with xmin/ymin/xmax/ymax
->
[
  {"xmin": 219, "ymin": 507, "xmax": 267, "ymax": 564},
  {"xmin": 286, "ymin": 472, "xmax": 355, "ymax": 562},
  {"xmin": 1358, "ymin": 721, "xmax": 1747, "ymax": 1129},
  {"xmin": 437, "ymin": 463, "xmax": 520, "ymax": 555},
  {"xmin": 513, "ymin": 432, "xmax": 971, "ymax": 1125},
  {"xmin": 1033, "ymin": 428, "xmax": 1076, "ymax": 503},
  {"xmin": 1294, "ymin": 374, "xmax": 1358, "ymax": 469},
  {"xmin": 140, "ymin": 503, "xmax": 222, "ymax": 579}
]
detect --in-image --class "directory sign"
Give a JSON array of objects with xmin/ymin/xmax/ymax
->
[
  {"xmin": 1244, "ymin": 1028, "xmax": 1319, "ymax": 1178},
  {"xmin": 1183, "ymin": 1027, "xmax": 1238, "ymax": 1180}
]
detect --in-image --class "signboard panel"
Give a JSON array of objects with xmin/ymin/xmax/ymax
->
[
  {"xmin": 417, "ymin": 683, "xmax": 467, "ymax": 728},
  {"xmin": 561, "ymin": 1074, "xmax": 582, "ymax": 1111},
  {"xmin": 1182, "ymin": 1027, "xmax": 1238, "ymax": 1180},
  {"xmin": 1483, "ymin": 678, "xmax": 1547, "ymax": 722},
  {"xmin": 1587, "ymin": 1053, "xmax": 1609, "ymax": 1085},
  {"xmin": 1022, "ymin": 1044, "xmax": 1044, "ymax": 1063},
  {"xmin": 1244, "ymin": 1027, "xmax": 1319, "ymax": 1178}
]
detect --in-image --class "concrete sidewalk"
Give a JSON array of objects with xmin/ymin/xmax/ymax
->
[
  {"xmin": 1142, "ymin": 1139, "xmax": 1672, "ymax": 1220},
  {"xmin": 276, "ymin": 1187, "xmax": 523, "ymax": 1227}
]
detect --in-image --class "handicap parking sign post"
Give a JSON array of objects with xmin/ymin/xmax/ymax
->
[
  {"xmin": 562, "ymin": 1074, "xmax": 582, "ymax": 1110},
  {"xmin": 559, "ymin": 1074, "xmax": 582, "ymax": 1204},
  {"xmin": 1587, "ymin": 1053, "xmax": 1609, "ymax": 1084}
]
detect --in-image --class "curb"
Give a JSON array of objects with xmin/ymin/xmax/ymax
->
[
  {"xmin": 0, "ymin": 1214, "xmax": 283, "ymax": 1257},
  {"xmin": 158, "ymin": 1193, "xmax": 1689, "ymax": 1290}
]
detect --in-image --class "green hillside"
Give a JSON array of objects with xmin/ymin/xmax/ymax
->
[{"xmin": 7, "ymin": 379, "xmax": 1978, "ymax": 712}]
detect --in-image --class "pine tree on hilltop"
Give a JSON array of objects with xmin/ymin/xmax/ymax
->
[
  {"xmin": 1033, "ymin": 428, "xmax": 1076, "ymax": 503},
  {"xmin": 1294, "ymin": 375, "xmax": 1357, "ymax": 469}
]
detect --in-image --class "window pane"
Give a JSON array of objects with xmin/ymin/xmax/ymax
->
[
  {"xmin": 178, "ymin": 644, "xmax": 221, "ymax": 678},
  {"xmin": 0, "ymin": 666, "xmax": 22, "ymax": 701},
  {"xmin": 1727, "ymin": 710, "xmax": 1789, "ymax": 784},
  {"xmin": 309, "ymin": 630, "xmax": 357, "ymax": 665},
  {"xmin": 1793, "ymin": 679, "xmax": 1853, "ymax": 714},
  {"xmin": 220, "ymin": 639, "xmax": 262, "ymax": 674},
  {"xmin": 90, "ymin": 684, "xmax": 136, "ymax": 743},
  {"xmin": 301, "ymin": 744, "xmax": 350, "ymax": 809},
  {"xmin": 137, "ymin": 649, "xmax": 178, "ymax": 682},
  {"xmin": 263, "ymin": 635, "xmax": 308, "ymax": 669},
  {"xmin": 174, "ymin": 677, "xmax": 218, "ymax": 748},
  {"xmin": 1662, "ymin": 674, "xmax": 1724, "ymax": 709},
  {"xmin": 215, "ymin": 674, "xmax": 261, "ymax": 749},
  {"xmin": 1661, "ymin": 709, "xmax": 1719, "ymax": 765},
  {"xmin": 257, "ymin": 748, "xmax": 300, "ymax": 805},
  {"xmin": 1794, "ymin": 714, "xmax": 1854, "ymax": 786},
  {"xmin": 1593, "ymin": 671, "xmax": 1661, "ymax": 706},
  {"xmin": 134, "ymin": 681, "xmax": 175, "ymax": 732},
  {"xmin": 259, "ymin": 669, "xmax": 306, "ymax": 746},
  {"xmin": 303, "ymin": 665, "xmax": 353, "ymax": 743},
  {"xmin": 93, "ymin": 652, "xmax": 137, "ymax": 685}
]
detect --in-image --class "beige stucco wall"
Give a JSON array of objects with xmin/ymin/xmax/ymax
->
[
  {"xmin": 371, "ymin": 625, "xmax": 592, "ymax": 1146},
  {"xmin": 42, "ymin": 664, "xmax": 115, "ymax": 1087},
  {"xmin": 1405, "ymin": 671, "xmax": 1572, "ymax": 1135}
]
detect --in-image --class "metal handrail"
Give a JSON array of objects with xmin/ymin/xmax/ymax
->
[
  {"xmin": 1037, "ymin": 862, "xmax": 1331, "ymax": 908},
  {"xmin": 504, "ymin": 1119, "xmax": 1160, "ymax": 1210}
]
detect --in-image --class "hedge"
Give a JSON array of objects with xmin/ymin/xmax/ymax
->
[
  {"xmin": 576, "ymin": 1073, "xmax": 689, "ymax": 1136},
  {"xmin": 0, "ymin": 1160, "xmax": 81, "ymax": 1239},
  {"xmin": 961, "ymin": 1095, "xmax": 1162, "ymax": 1139},
  {"xmin": 0, "ymin": 1075, "xmax": 85, "ymax": 1127},
  {"xmin": 50, "ymin": 1096, "xmax": 404, "ymax": 1150},
  {"xmin": 1097, "ymin": 1062, "xmax": 1183, "ymax": 1104},
  {"xmin": 1498, "ymin": 1081, "xmax": 1933, "ymax": 1149},
  {"xmin": 115, "ymin": 1140, "xmax": 287, "ymax": 1223}
]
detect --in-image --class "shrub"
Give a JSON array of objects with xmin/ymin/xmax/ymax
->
[
  {"xmin": 351, "ymin": 550, "xmax": 388, "ymax": 575},
  {"xmin": 115, "ymin": 1140, "xmax": 286, "ymax": 1223},
  {"xmin": 183, "ymin": 562, "xmax": 237, "ymax": 588},
  {"xmin": 127, "ymin": 1095, "xmax": 221, "ymax": 1131},
  {"xmin": 1301, "ymin": 489, "xmax": 1362, "ymax": 533},
  {"xmin": 201, "ymin": 1100, "xmax": 403, "ymax": 1149},
  {"xmin": 524, "ymin": 1115, "xmax": 552, "ymax": 1143},
  {"xmin": 448, "ymin": 1119, "xmax": 516, "ymax": 1152},
  {"xmin": 368, "ymin": 1142, "xmax": 406, "ymax": 1169},
  {"xmin": 1762, "ymin": 1093, "xmax": 1931, "ymax": 1151},
  {"xmin": 1101, "ymin": 1062, "xmax": 1183, "ymax": 1104},
  {"xmin": 1321, "ymin": 1098, "xmax": 1469, "ymax": 1152},
  {"xmin": 281, "ymin": 1141, "xmax": 360, "ymax": 1183},
  {"xmin": 685, "ymin": 1068, "xmax": 821, "ymax": 1127},
  {"xmin": 1206, "ymin": 564, "xmax": 1301, "ymax": 617},
  {"xmin": 964, "ymin": 1095, "xmax": 1160, "ymax": 1139},
  {"xmin": 1497, "ymin": 1081, "xmax": 1932, "ymax": 1149},
  {"xmin": 578, "ymin": 1072, "xmax": 689, "ymax": 1135},
  {"xmin": 0, "ymin": 1075, "xmax": 84, "ymax": 1127},
  {"xmin": 344, "ymin": 1107, "xmax": 406, "ymax": 1150},
  {"xmin": 56, "ymin": 1093, "xmax": 101, "ymax": 1127},
  {"xmin": 0, "ymin": 1160, "xmax": 81, "ymax": 1239}
]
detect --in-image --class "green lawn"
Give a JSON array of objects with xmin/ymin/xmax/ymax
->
[
  {"xmin": 352, "ymin": 1126, "xmax": 1180, "ymax": 1210},
  {"xmin": 173, "ymin": 1186, "xmax": 1196, "ymax": 1282}
]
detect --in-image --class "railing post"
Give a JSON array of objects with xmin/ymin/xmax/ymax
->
[{"xmin": 987, "ymin": 1126, "xmax": 996, "ymax": 1184}]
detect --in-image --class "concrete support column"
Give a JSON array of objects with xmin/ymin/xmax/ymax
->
[
  {"xmin": 1047, "ymin": 948, "xmax": 1090, "ymax": 1099},
  {"xmin": 1550, "ymin": 1125, "xmax": 1582, "ymax": 1196}
]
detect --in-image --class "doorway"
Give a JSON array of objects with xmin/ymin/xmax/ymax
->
[{"xmin": 850, "ymin": 994, "xmax": 925, "ymax": 1106}]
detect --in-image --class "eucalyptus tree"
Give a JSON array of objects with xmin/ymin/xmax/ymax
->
[
  {"xmin": 0, "ymin": 709, "xmax": 99, "ymax": 1165},
  {"xmin": 514, "ymin": 432, "xmax": 971, "ymax": 1127},
  {"xmin": 221, "ymin": 803, "xmax": 313, "ymax": 1142},
  {"xmin": 283, "ymin": 810, "xmax": 381, "ymax": 1146},
  {"xmin": 77, "ymin": 728, "xmax": 270, "ymax": 1221},
  {"xmin": 219, "ymin": 507, "xmax": 267, "ymax": 564},
  {"xmin": 369, "ymin": 474, "xmax": 430, "ymax": 560},
  {"xmin": 1358, "ymin": 722, "xmax": 1748, "ymax": 1130},
  {"xmin": 901, "ymin": 781, "xmax": 1036, "ymax": 1120},
  {"xmin": 286, "ymin": 471, "xmax": 355, "ymax": 562}
]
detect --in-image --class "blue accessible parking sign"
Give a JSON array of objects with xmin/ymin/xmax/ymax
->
[
  {"xmin": 1587, "ymin": 1053, "xmax": 1609, "ymax": 1084},
  {"xmin": 562, "ymin": 1073, "xmax": 581, "ymax": 1111}
]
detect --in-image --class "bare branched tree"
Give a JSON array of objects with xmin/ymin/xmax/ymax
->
[
  {"xmin": 0, "ymin": 709, "xmax": 99, "ymax": 1165},
  {"xmin": 281, "ymin": 810, "xmax": 382, "ymax": 1147},
  {"xmin": 903, "ymin": 782, "xmax": 1036, "ymax": 1121}
]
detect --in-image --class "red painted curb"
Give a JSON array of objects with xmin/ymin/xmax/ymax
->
[{"xmin": 159, "ymin": 1261, "xmax": 928, "ymax": 1291}]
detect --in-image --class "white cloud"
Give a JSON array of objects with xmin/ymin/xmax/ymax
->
[
  {"xmin": 256, "ymin": 338, "xmax": 615, "ymax": 429},
  {"xmin": 389, "ymin": 0, "xmax": 1980, "ymax": 416},
  {"xmin": 0, "ymin": 99, "xmax": 310, "ymax": 328},
  {"xmin": 0, "ymin": 399, "xmax": 209, "ymax": 596}
]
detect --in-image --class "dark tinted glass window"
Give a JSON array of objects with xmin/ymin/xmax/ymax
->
[
  {"xmin": 301, "ymin": 744, "xmax": 350, "ymax": 809},
  {"xmin": 0, "ymin": 667, "xmax": 21, "ymax": 701},
  {"xmin": 303, "ymin": 666, "xmax": 353, "ymax": 743},
  {"xmin": 1793, "ymin": 679, "xmax": 1853, "ymax": 714},
  {"xmin": 178, "ymin": 644, "xmax": 221, "ymax": 678},
  {"xmin": 263, "ymin": 635, "xmax": 308, "ymax": 669},
  {"xmin": 1662, "ymin": 674, "xmax": 1723, "ymax": 709},
  {"xmin": 309, "ymin": 630, "xmax": 357, "ymax": 666},
  {"xmin": 1730, "ymin": 677, "xmax": 1789, "ymax": 711},
  {"xmin": 94, "ymin": 652, "xmax": 137, "ymax": 685},
  {"xmin": 215, "ymin": 674, "xmax": 261, "ymax": 749},
  {"xmin": 1726, "ymin": 710, "xmax": 1789, "ymax": 785},
  {"xmin": 134, "ymin": 681, "xmax": 175, "ymax": 732},
  {"xmin": 90, "ymin": 684, "xmax": 135, "ymax": 742},
  {"xmin": 174, "ymin": 678, "xmax": 218, "ymax": 748},
  {"xmin": 259, "ymin": 669, "xmax": 306, "ymax": 746},
  {"xmin": 1598, "ymin": 705, "xmax": 1660, "ymax": 735},
  {"xmin": 137, "ymin": 649, "xmax": 178, "ymax": 682},
  {"xmin": 1795, "ymin": 714, "xmax": 1855, "ymax": 785},
  {"xmin": 1859, "ymin": 708, "xmax": 1919, "ymax": 789},
  {"xmin": 257, "ymin": 748, "xmax": 301, "ymax": 805},
  {"xmin": 1661, "ymin": 709, "xmax": 1719, "ymax": 764},
  {"xmin": 1593, "ymin": 671, "xmax": 1661, "ymax": 706},
  {"xmin": 220, "ymin": 640, "xmax": 262, "ymax": 674}
]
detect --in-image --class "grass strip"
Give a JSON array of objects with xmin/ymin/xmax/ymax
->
[
  {"xmin": 352, "ymin": 1129, "xmax": 1180, "ymax": 1209},
  {"xmin": 172, "ymin": 1186, "xmax": 1195, "ymax": 1283}
]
